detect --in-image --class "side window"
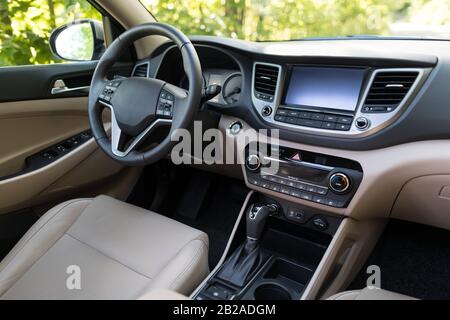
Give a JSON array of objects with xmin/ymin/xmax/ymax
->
[{"xmin": 0, "ymin": 0, "xmax": 102, "ymax": 66}]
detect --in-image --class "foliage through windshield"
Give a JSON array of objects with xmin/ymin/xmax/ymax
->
[{"xmin": 141, "ymin": 0, "xmax": 450, "ymax": 41}]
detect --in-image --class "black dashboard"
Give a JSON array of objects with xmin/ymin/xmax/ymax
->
[{"xmin": 133, "ymin": 36, "xmax": 450, "ymax": 151}]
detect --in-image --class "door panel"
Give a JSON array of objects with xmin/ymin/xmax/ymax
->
[
  {"xmin": 0, "ymin": 62, "xmax": 131, "ymax": 102},
  {"xmin": 0, "ymin": 98, "xmax": 89, "ymax": 177},
  {"xmin": 0, "ymin": 62, "xmax": 139, "ymax": 214}
]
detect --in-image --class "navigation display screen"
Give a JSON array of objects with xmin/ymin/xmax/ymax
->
[{"xmin": 284, "ymin": 66, "xmax": 366, "ymax": 112}]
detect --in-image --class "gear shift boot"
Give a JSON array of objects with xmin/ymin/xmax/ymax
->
[
  {"xmin": 217, "ymin": 204, "xmax": 275, "ymax": 288},
  {"xmin": 217, "ymin": 241, "xmax": 269, "ymax": 287}
]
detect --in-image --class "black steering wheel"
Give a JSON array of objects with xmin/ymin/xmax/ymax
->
[{"xmin": 88, "ymin": 23, "xmax": 202, "ymax": 165}]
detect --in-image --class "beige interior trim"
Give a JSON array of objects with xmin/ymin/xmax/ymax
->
[
  {"xmin": 0, "ymin": 96, "xmax": 136, "ymax": 215},
  {"xmin": 96, "ymin": 0, "xmax": 169, "ymax": 59},
  {"xmin": 0, "ymin": 130, "xmax": 111, "ymax": 214},
  {"xmin": 0, "ymin": 97, "xmax": 88, "ymax": 118},
  {"xmin": 0, "ymin": 135, "xmax": 95, "ymax": 212},
  {"xmin": 391, "ymin": 175, "xmax": 450, "ymax": 230},
  {"xmin": 312, "ymin": 218, "xmax": 386, "ymax": 300},
  {"xmin": 0, "ymin": 98, "xmax": 90, "ymax": 177}
]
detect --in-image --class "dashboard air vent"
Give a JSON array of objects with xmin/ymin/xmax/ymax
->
[
  {"xmin": 132, "ymin": 63, "xmax": 149, "ymax": 77},
  {"xmin": 363, "ymin": 71, "xmax": 419, "ymax": 112},
  {"xmin": 254, "ymin": 64, "xmax": 280, "ymax": 102}
]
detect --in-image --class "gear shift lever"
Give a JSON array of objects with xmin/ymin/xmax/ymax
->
[
  {"xmin": 217, "ymin": 203, "xmax": 277, "ymax": 287},
  {"xmin": 247, "ymin": 204, "xmax": 275, "ymax": 240},
  {"xmin": 244, "ymin": 204, "xmax": 277, "ymax": 254}
]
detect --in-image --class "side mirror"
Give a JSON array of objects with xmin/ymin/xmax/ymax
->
[{"xmin": 49, "ymin": 19, "xmax": 105, "ymax": 61}]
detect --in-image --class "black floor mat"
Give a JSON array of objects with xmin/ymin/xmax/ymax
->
[
  {"xmin": 348, "ymin": 219, "xmax": 450, "ymax": 300},
  {"xmin": 0, "ymin": 210, "xmax": 39, "ymax": 261},
  {"xmin": 128, "ymin": 163, "xmax": 249, "ymax": 269}
]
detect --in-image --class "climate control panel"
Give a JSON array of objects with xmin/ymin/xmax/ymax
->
[{"xmin": 244, "ymin": 145, "xmax": 363, "ymax": 208}]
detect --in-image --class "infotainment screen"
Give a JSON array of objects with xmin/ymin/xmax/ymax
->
[{"xmin": 284, "ymin": 66, "xmax": 366, "ymax": 112}]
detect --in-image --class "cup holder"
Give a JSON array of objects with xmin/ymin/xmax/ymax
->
[{"xmin": 254, "ymin": 283, "xmax": 292, "ymax": 300}]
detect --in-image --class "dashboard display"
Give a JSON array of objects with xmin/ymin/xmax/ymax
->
[{"xmin": 284, "ymin": 66, "xmax": 366, "ymax": 112}]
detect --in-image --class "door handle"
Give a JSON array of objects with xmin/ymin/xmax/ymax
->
[{"xmin": 51, "ymin": 79, "xmax": 90, "ymax": 95}]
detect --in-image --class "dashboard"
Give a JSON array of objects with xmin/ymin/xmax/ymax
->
[
  {"xmin": 134, "ymin": 37, "xmax": 446, "ymax": 151},
  {"xmin": 130, "ymin": 36, "xmax": 450, "ymax": 230}
]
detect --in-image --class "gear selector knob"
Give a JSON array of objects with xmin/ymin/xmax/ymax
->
[{"xmin": 246, "ymin": 204, "xmax": 277, "ymax": 241}]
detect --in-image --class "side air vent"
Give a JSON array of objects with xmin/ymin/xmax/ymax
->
[
  {"xmin": 254, "ymin": 63, "xmax": 280, "ymax": 102},
  {"xmin": 362, "ymin": 71, "xmax": 419, "ymax": 113},
  {"xmin": 132, "ymin": 63, "xmax": 149, "ymax": 77}
]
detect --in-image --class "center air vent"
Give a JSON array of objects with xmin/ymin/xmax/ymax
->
[
  {"xmin": 362, "ymin": 71, "xmax": 419, "ymax": 113},
  {"xmin": 254, "ymin": 63, "xmax": 280, "ymax": 102},
  {"xmin": 132, "ymin": 62, "xmax": 149, "ymax": 77}
]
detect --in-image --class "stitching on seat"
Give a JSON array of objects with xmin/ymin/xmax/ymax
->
[
  {"xmin": 167, "ymin": 239, "xmax": 207, "ymax": 290},
  {"xmin": 65, "ymin": 233, "xmax": 152, "ymax": 280},
  {"xmin": 0, "ymin": 199, "xmax": 92, "ymax": 275},
  {"xmin": 0, "ymin": 199, "xmax": 93, "ymax": 297},
  {"xmin": 150, "ymin": 231, "xmax": 209, "ymax": 279}
]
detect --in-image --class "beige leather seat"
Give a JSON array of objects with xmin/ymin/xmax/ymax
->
[
  {"xmin": 327, "ymin": 288, "xmax": 416, "ymax": 300},
  {"xmin": 0, "ymin": 195, "xmax": 209, "ymax": 299}
]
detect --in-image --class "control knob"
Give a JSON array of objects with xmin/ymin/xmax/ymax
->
[
  {"xmin": 246, "ymin": 154, "xmax": 261, "ymax": 172},
  {"xmin": 329, "ymin": 173, "xmax": 351, "ymax": 193}
]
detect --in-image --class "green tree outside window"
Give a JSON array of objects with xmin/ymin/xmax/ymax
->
[{"xmin": 0, "ymin": 0, "xmax": 100, "ymax": 66}]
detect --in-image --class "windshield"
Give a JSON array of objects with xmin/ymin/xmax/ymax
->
[{"xmin": 140, "ymin": 0, "xmax": 450, "ymax": 41}]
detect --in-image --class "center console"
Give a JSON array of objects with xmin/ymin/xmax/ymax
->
[
  {"xmin": 193, "ymin": 192, "xmax": 342, "ymax": 300},
  {"xmin": 244, "ymin": 144, "xmax": 363, "ymax": 209}
]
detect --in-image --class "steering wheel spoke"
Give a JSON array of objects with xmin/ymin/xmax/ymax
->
[
  {"xmin": 97, "ymin": 79, "xmax": 123, "ymax": 104},
  {"xmin": 161, "ymin": 83, "xmax": 189, "ymax": 123},
  {"xmin": 105, "ymin": 105, "xmax": 171, "ymax": 157}
]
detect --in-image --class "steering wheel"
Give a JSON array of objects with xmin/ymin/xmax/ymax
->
[{"xmin": 88, "ymin": 23, "xmax": 202, "ymax": 165}]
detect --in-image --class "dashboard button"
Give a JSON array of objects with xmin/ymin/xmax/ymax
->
[
  {"xmin": 313, "ymin": 195, "xmax": 326, "ymax": 204},
  {"xmin": 316, "ymin": 187, "xmax": 328, "ymax": 195},
  {"xmin": 299, "ymin": 111, "xmax": 312, "ymax": 119},
  {"xmin": 324, "ymin": 115, "xmax": 338, "ymax": 122},
  {"xmin": 322, "ymin": 122, "xmax": 336, "ymax": 129},
  {"xmin": 300, "ymin": 193, "xmax": 313, "ymax": 201},
  {"xmin": 310, "ymin": 113, "xmax": 325, "ymax": 120},
  {"xmin": 287, "ymin": 110, "xmax": 300, "ymax": 117},
  {"xmin": 261, "ymin": 181, "xmax": 271, "ymax": 189},
  {"xmin": 337, "ymin": 116, "xmax": 353, "ymax": 124},
  {"xmin": 298, "ymin": 119, "xmax": 323, "ymax": 128},
  {"xmin": 325, "ymin": 198, "xmax": 338, "ymax": 207},
  {"xmin": 274, "ymin": 115, "xmax": 286, "ymax": 122},
  {"xmin": 286, "ymin": 117, "xmax": 298, "ymax": 124},
  {"xmin": 280, "ymin": 186, "xmax": 291, "ymax": 194},
  {"xmin": 287, "ymin": 208, "xmax": 306, "ymax": 223},
  {"xmin": 322, "ymin": 122, "xmax": 336, "ymax": 130},
  {"xmin": 335, "ymin": 124, "xmax": 351, "ymax": 131},
  {"xmin": 270, "ymin": 184, "xmax": 281, "ymax": 192},
  {"xmin": 287, "ymin": 181, "xmax": 296, "ymax": 188},
  {"xmin": 312, "ymin": 217, "xmax": 328, "ymax": 231},
  {"xmin": 290, "ymin": 190, "xmax": 302, "ymax": 198},
  {"xmin": 276, "ymin": 109, "xmax": 288, "ymax": 116},
  {"xmin": 296, "ymin": 182, "xmax": 307, "ymax": 190}
]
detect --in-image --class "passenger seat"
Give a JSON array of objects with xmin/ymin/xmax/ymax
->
[{"xmin": 327, "ymin": 287, "xmax": 417, "ymax": 300}]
